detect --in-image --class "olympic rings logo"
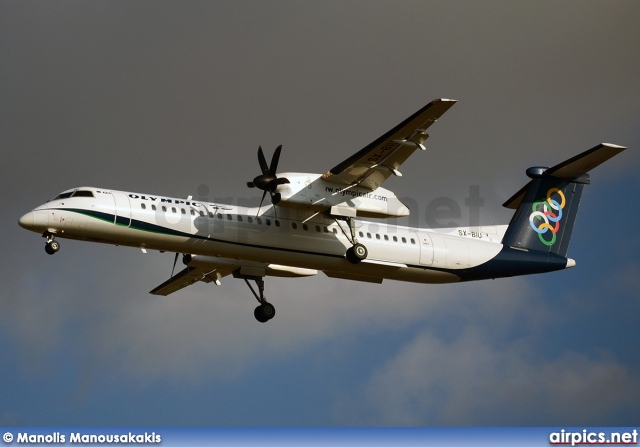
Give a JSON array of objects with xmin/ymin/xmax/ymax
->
[{"xmin": 528, "ymin": 188, "xmax": 566, "ymax": 246}]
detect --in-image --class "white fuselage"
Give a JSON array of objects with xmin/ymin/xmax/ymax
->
[{"xmin": 20, "ymin": 186, "xmax": 515, "ymax": 284}]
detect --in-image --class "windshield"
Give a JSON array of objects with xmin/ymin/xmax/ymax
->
[{"xmin": 49, "ymin": 190, "xmax": 95, "ymax": 201}]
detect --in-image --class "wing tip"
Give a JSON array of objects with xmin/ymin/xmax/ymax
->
[{"xmin": 601, "ymin": 142, "xmax": 627, "ymax": 150}]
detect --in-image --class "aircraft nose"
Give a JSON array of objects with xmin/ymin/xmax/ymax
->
[{"xmin": 19, "ymin": 211, "xmax": 35, "ymax": 229}]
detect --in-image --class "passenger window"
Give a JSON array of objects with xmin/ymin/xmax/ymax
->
[
  {"xmin": 303, "ymin": 223, "xmax": 308, "ymax": 231},
  {"xmin": 266, "ymin": 219, "xmax": 271, "ymax": 226},
  {"xmin": 190, "ymin": 209, "xmax": 195, "ymax": 216},
  {"xmin": 257, "ymin": 218, "xmax": 262, "ymax": 225},
  {"xmin": 333, "ymin": 228, "xmax": 337, "ymax": 234},
  {"xmin": 402, "ymin": 237, "xmax": 407, "ymax": 243},
  {"xmin": 208, "ymin": 212, "xmax": 214, "ymax": 218},
  {"xmin": 141, "ymin": 203, "xmax": 146, "ymax": 210},
  {"xmin": 237, "ymin": 216, "xmax": 243, "ymax": 222},
  {"xmin": 359, "ymin": 231, "xmax": 364, "ymax": 238},
  {"xmin": 275, "ymin": 220, "xmax": 280, "ymax": 227},
  {"xmin": 393, "ymin": 236, "xmax": 398, "ymax": 242},
  {"xmin": 248, "ymin": 216, "xmax": 253, "ymax": 223},
  {"xmin": 199, "ymin": 211, "xmax": 205, "ymax": 217},
  {"xmin": 152, "ymin": 205, "xmax": 157, "ymax": 211},
  {"xmin": 181, "ymin": 209, "xmax": 186, "ymax": 215},
  {"xmin": 171, "ymin": 207, "xmax": 177, "ymax": 213},
  {"xmin": 316, "ymin": 225, "xmax": 321, "ymax": 232},
  {"xmin": 217, "ymin": 214, "xmax": 223, "ymax": 219},
  {"xmin": 227, "ymin": 214, "xmax": 232, "ymax": 220},
  {"xmin": 411, "ymin": 238, "xmax": 416, "ymax": 244},
  {"xmin": 292, "ymin": 222, "xmax": 297, "ymax": 229},
  {"xmin": 384, "ymin": 235, "xmax": 389, "ymax": 241},
  {"xmin": 162, "ymin": 206, "xmax": 167, "ymax": 212},
  {"xmin": 367, "ymin": 233, "xmax": 371, "ymax": 239}
]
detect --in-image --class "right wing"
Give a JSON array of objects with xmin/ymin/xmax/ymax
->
[{"xmin": 323, "ymin": 99, "xmax": 457, "ymax": 190}]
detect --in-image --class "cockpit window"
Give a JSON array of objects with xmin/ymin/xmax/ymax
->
[
  {"xmin": 72, "ymin": 190, "xmax": 94, "ymax": 198},
  {"xmin": 52, "ymin": 192, "xmax": 73, "ymax": 200}
]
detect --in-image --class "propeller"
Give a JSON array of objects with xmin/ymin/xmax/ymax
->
[{"xmin": 247, "ymin": 145, "xmax": 290, "ymax": 209}]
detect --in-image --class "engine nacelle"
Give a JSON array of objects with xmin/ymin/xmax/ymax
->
[{"xmin": 274, "ymin": 173, "xmax": 410, "ymax": 218}]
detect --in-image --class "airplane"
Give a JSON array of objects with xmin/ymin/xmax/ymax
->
[{"xmin": 18, "ymin": 99, "xmax": 627, "ymax": 322}]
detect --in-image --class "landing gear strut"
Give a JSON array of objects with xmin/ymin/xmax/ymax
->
[
  {"xmin": 334, "ymin": 215, "xmax": 368, "ymax": 264},
  {"xmin": 243, "ymin": 276, "xmax": 276, "ymax": 323},
  {"xmin": 43, "ymin": 233, "xmax": 60, "ymax": 255}
]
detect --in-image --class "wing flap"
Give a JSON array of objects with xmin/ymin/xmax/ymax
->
[
  {"xmin": 323, "ymin": 271, "xmax": 383, "ymax": 283},
  {"xmin": 150, "ymin": 266, "xmax": 235, "ymax": 296}
]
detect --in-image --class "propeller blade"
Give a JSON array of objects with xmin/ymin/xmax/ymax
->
[
  {"xmin": 246, "ymin": 182, "xmax": 255, "ymax": 188},
  {"xmin": 269, "ymin": 145, "xmax": 283, "ymax": 175},
  {"xmin": 270, "ymin": 192, "xmax": 279, "ymax": 219},
  {"xmin": 258, "ymin": 190, "xmax": 268, "ymax": 209},
  {"xmin": 257, "ymin": 146, "xmax": 269, "ymax": 175},
  {"xmin": 256, "ymin": 190, "xmax": 268, "ymax": 218}
]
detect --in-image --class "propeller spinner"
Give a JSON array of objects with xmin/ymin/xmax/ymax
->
[{"xmin": 247, "ymin": 145, "xmax": 290, "ymax": 207}]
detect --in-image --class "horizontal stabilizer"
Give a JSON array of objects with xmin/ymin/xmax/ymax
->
[
  {"xmin": 545, "ymin": 143, "xmax": 626, "ymax": 179},
  {"xmin": 503, "ymin": 143, "xmax": 626, "ymax": 209}
]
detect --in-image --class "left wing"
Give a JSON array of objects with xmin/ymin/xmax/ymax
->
[
  {"xmin": 150, "ymin": 265, "xmax": 235, "ymax": 296},
  {"xmin": 324, "ymin": 98, "xmax": 457, "ymax": 190}
]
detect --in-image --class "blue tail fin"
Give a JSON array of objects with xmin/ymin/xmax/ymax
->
[{"xmin": 501, "ymin": 143, "xmax": 626, "ymax": 257}]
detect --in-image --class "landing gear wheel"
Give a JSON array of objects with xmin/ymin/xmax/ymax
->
[
  {"xmin": 254, "ymin": 302, "xmax": 276, "ymax": 323},
  {"xmin": 45, "ymin": 240, "xmax": 60, "ymax": 255},
  {"xmin": 346, "ymin": 243, "xmax": 367, "ymax": 264}
]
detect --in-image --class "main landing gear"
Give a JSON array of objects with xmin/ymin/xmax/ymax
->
[
  {"xmin": 43, "ymin": 233, "xmax": 60, "ymax": 255},
  {"xmin": 242, "ymin": 276, "xmax": 276, "ymax": 323},
  {"xmin": 334, "ymin": 215, "xmax": 368, "ymax": 264},
  {"xmin": 346, "ymin": 243, "xmax": 368, "ymax": 264}
]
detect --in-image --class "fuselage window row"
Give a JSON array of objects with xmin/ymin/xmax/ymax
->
[{"xmin": 136, "ymin": 202, "xmax": 413, "ymax": 243}]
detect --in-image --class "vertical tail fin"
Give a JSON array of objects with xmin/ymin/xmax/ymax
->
[{"xmin": 502, "ymin": 143, "xmax": 626, "ymax": 257}]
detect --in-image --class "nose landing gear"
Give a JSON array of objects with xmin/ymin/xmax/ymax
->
[{"xmin": 43, "ymin": 233, "xmax": 60, "ymax": 255}]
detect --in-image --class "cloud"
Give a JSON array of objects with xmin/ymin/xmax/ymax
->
[
  {"xmin": 335, "ymin": 326, "xmax": 640, "ymax": 425},
  {"xmin": 333, "ymin": 277, "xmax": 640, "ymax": 426}
]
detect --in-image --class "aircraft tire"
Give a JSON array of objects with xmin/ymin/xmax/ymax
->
[
  {"xmin": 254, "ymin": 303, "xmax": 276, "ymax": 323},
  {"xmin": 353, "ymin": 243, "xmax": 367, "ymax": 260},
  {"xmin": 45, "ymin": 240, "xmax": 60, "ymax": 255},
  {"xmin": 346, "ymin": 244, "xmax": 367, "ymax": 264}
]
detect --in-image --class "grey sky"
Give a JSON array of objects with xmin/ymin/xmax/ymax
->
[{"xmin": 2, "ymin": 1, "xmax": 639, "ymax": 425}]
